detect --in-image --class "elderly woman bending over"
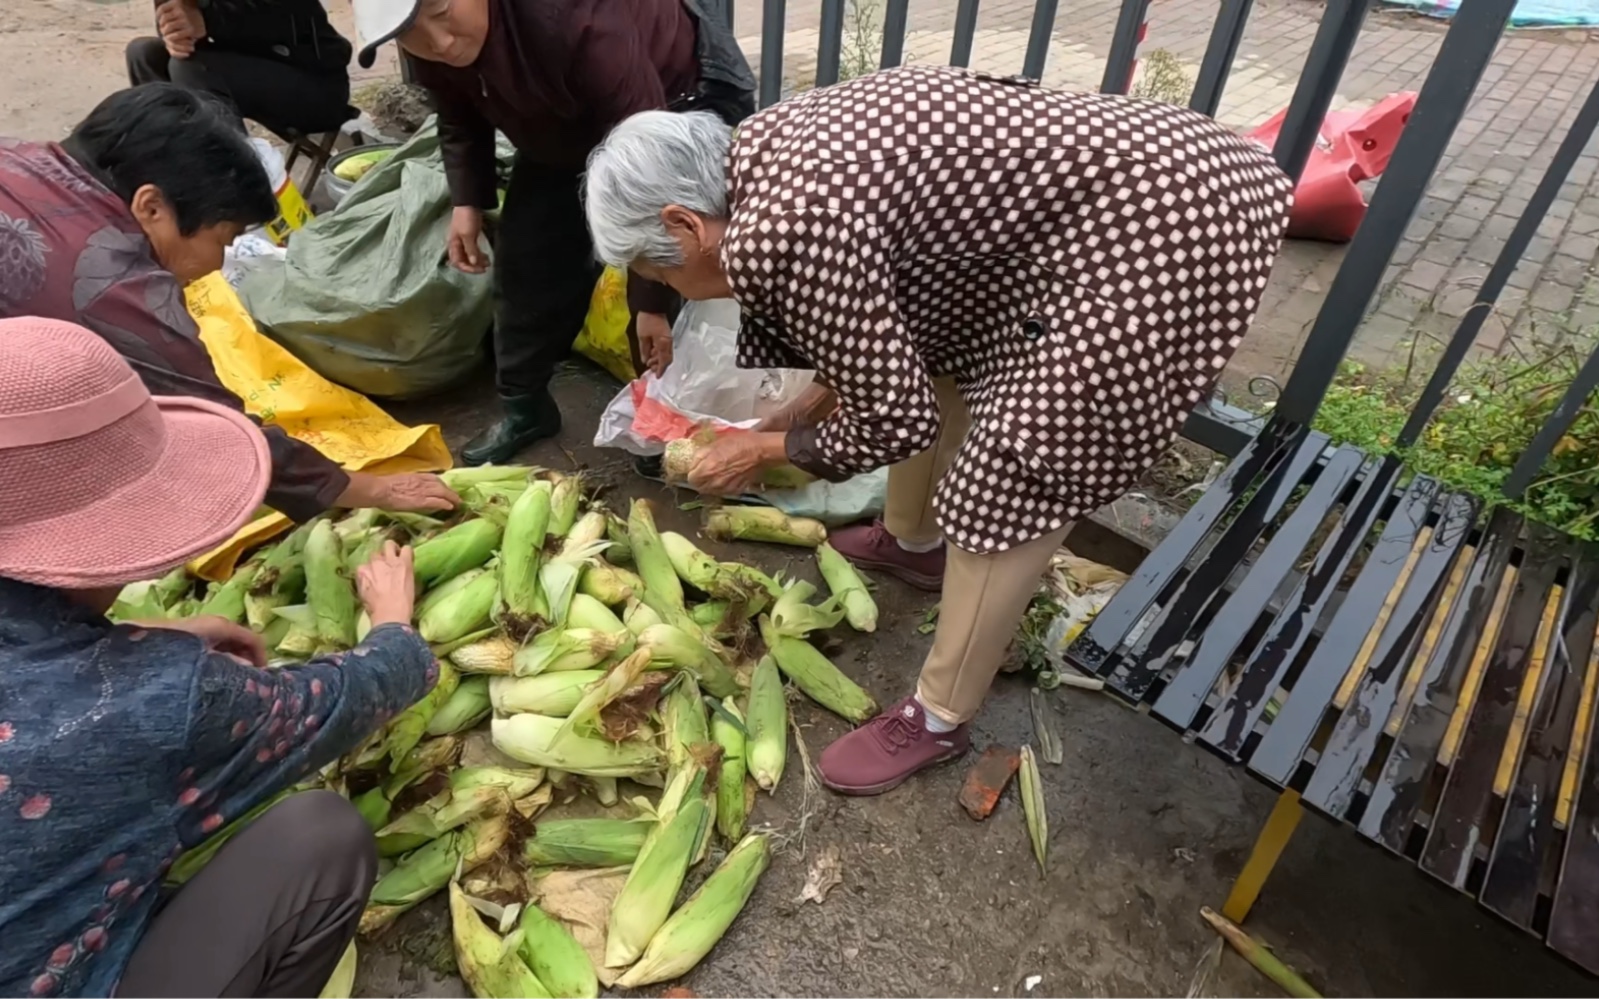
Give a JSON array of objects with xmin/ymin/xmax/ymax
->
[{"xmin": 585, "ymin": 65, "xmax": 1293, "ymax": 796}]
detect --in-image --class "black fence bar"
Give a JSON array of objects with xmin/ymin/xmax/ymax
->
[
  {"xmin": 880, "ymin": 0, "xmax": 912, "ymax": 68},
  {"xmin": 1397, "ymin": 78, "xmax": 1599, "ymax": 450},
  {"xmin": 1189, "ymin": 0, "xmax": 1254, "ymax": 116},
  {"xmin": 1504, "ymin": 343, "xmax": 1599, "ymax": 498},
  {"xmin": 949, "ymin": 0, "xmax": 983, "ymax": 67},
  {"xmin": 1275, "ymin": 0, "xmax": 1517, "ymax": 425},
  {"xmin": 759, "ymin": 0, "xmax": 787, "ymax": 107},
  {"xmin": 1023, "ymin": 0, "xmax": 1061, "ymax": 80},
  {"xmin": 1272, "ymin": 0, "xmax": 1370, "ymax": 181},
  {"xmin": 1100, "ymin": 0, "xmax": 1150, "ymax": 95},
  {"xmin": 816, "ymin": 0, "xmax": 847, "ymax": 87}
]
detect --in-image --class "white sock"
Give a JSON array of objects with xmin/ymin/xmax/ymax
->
[
  {"xmin": 916, "ymin": 696, "xmax": 958, "ymax": 732},
  {"xmin": 896, "ymin": 535, "xmax": 942, "ymax": 554}
]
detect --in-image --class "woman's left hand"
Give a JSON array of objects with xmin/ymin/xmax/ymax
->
[
  {"xmin": 688, "ymin": 431, "xmax": 784, "ymax": 497},
  {"xmin": 140, "ymin": 615, "xmax": 268, "ymax": 667}
]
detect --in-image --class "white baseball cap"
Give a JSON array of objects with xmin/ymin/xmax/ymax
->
[{"xmin": 352, "ymin": 0, "xmax": 422, "ymax": 68}]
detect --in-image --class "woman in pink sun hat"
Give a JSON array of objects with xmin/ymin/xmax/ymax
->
[{"xmin": 0, "ymin": 317, "xmax": 439, "ymax": 998}]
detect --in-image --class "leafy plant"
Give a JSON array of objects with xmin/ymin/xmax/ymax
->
[
  {"xmin": 839, "ymin": 0, "xmax": 884, "ymax": 83},
  {"xmin": 1129, "ymin": 50, "xmax": 1192, "ymax": 105}
]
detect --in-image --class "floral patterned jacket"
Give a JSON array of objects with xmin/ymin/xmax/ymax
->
[{"xmin": 0, "ymin": 579, "xmax": 437, "ymax": 997}]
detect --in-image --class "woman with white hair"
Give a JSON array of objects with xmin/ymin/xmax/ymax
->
[{"xmin": 584, "ymin": 65, "xmax": 1293, "ymax": 796}]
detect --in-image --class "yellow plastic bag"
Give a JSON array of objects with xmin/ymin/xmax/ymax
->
[
  {"xmin": 572, "ymin": 267, "xmax": 637, "ymax": 383},
  {"xmin": 183, "ymin": 273, "xmax": 454, "ymax": 579}
]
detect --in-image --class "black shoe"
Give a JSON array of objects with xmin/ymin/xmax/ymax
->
[
  {"xmin": 634, "ymin": 454, "xmax": 665, "ymax": 482},
  {"xmin": 461, "ymin": 392, "xmax": 562, "ymax": 466}
]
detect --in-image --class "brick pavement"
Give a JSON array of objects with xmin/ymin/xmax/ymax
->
[{"xmin": 729, "ymin": 0, "xmax": 1599, "ymax": 390}]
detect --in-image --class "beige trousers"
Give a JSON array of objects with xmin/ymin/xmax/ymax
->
[{"xmin": 885, "ymin": 379, "xmax": 1072, "ymax": 725}]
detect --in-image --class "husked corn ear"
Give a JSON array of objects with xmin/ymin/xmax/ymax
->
[
  {"xmin": 637, "ymin": 623, "xmax": 739, "ymax": 699},
  {"xmin": 489, "ymin": 670, "xmax": 604, "ymax": 716},
  {"xmin": 425, "ymin": 675, "xmax": 492, "ymax": 736},
  {"xmin": 492, "ymin": 713, "xmax": 664, "ymax": 778},
  {"xmin": 628, "ymin": 499, "xmax": 685, "ymax": 617},
  {"xmin": 614, "ymin": 832, "xmax": 771, "ymax": 987},
  {"xmin": 500, "ymin": 480, "xmax": 554, "ymax": 629},
  {"xmin": 578, "ymin": 561, "xmax": 642, "ymax": 606},
  {"xmin": 759, "ymin": 617, "xmax": 878, "ymax": 723},
  {"xmin": 418, "ymin": 571, "xmax": 499, "ymax": 645},
  {"xmin": 306, "ymin": 520, "xmax": 359, "ymax": 647},
  {"xmin": 712, "ymin": 696, "xmax": 748, "ymax": 841},
  {"xmin": 604, "ymin": 787, "xmax": 710, "ymax": 967},
  {"xmin": 703, "ymin": 506, "xmax": 827, "ymax": 547},
  {"xmin": 519, "ymin": 903, "xmax": 597, "ymax": 999},
  {"xmin": 412, "ymin": 519, "xmax": 503, "ymax": 588},
  {"xmin": 745, "ymin": 656, "xmax": 787, "ymax": 791},
  {"xmin": 816, "ymin": 542, "xmax": 878, "ymax": 632},
  {"xmin": 449, "ymin": 882, "xmax": 552, "ymax": 999},
  {"xmin": 512, "ymin": 628, "xmax": 630, "ymax": 676},
  {"xmin": 663, "ymin": 437, "xmax": 813, "ymax": 490},
  {"xmin": 449, "ymin": 633, "xmax": 518, "ymax": 674},
  {"xmin": 521, "ymin": 816, "xmax": 654, "ymax": 867}
]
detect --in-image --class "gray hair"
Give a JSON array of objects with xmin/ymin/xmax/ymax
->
[{"xmin": 583, "ymin": 110, "xmax": 734, "ymax": 270}]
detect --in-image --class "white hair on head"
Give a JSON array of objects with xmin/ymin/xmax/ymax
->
[{"xmin": 583, "ymin": 110, "xmax": 734, "ymax": 270}]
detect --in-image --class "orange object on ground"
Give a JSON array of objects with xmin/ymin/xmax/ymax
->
[{"xmin": 958, "ymin": 746, "xmax": 1022, "ymax": 820}]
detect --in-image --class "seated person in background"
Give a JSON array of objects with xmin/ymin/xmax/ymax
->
[
  {"xmin": 126, "ymin": 0, "xmax": 354, "ymax": 136},
  {"xmin": 0, "ymin": 84, "xmax": 458, "ymax": 518}
]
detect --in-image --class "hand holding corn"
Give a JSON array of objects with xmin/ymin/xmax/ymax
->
[{"xmin": 356, "ymin": 541, "xmax": 416, "ymax": 628}]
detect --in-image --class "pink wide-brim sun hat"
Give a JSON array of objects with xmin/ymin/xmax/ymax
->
[{"xmin": 0, "ymin": 316, "xmax": 272, "ymax": 589}]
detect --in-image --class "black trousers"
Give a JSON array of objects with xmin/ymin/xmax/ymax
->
[
  {"xmin": 491, "ymin": 83, "xmax": 755, "ymax": 397},
  {"xmin": 118, "ymin": 791, "xmax": 376, "ymax": 998},
  {"xmin": 126, "ymin": 37, "xmax": 351, "ymax": 136}
]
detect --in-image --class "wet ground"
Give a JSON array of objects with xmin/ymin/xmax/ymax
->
[{"xmin": 366, "ymin": 360, "xmax": 1598, "ymax": 998}]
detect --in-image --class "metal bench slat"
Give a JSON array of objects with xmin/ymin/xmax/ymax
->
[
  {"xmin": 1483, "ymin": 545, "xmax": 1599, "ymax": 930},
  {"xmin": 1420, "ymin": 521, "xmax": 1562, "ymax": 890},
  {"xmin": 1110, "ymin": 430, "xmax": 1330, "ymax": 701},
  {"xmin": 1547, "ymin": 557, "xmax": 1599, "ymax": 973},
  {"xmin": 1154, "ymin": 445, "xmax": 1369, "ymax": 730},
  {"xmin": 1198, "ymin": 455, "xmax": 1404, "ymax": 762},
  {"xmin": 1068, "ymin": 420, "xmax": 1306, "ymax": 680},
  {"xmin": 1302, "ymin": 491, "xmax": 1479, "ymax": 821},
  {"xmin": 1249, "ymin": 478, "xmax": 1443, "ymax": 786}
]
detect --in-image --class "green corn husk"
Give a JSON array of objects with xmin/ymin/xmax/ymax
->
[
  {"xmin": 662, "ymin": 674, "xmax": 708, "ymax": 771},
  {"xmin": 817, "ymin": 542, "xmax": 878, "ymax": 632},
  {"xmin": 605, "ymin": 773, "xmax": 710, "ymax": 968},
  {"xmin": 413, "ymin": 519, "xmax": 504, "ymax": 589},
  {"xmin": 381, "ymin": 734, "xmax": 463, "ymax": 798},
  {"xmin": 637, "ymin": 623, "xmax": 739, "ymax": 699},
  {"xmin": 760, "ymin": 617, "xmax": 877, "ymax": 723},
  {"xmin": 197, "ymin": 559, "xmax": 260, "ymax": 624},
  {"xmin": 353, "ymin": 786, "xmax": 393, "ymax": 830},
  {"xmin": 418, "ymin": 571, "xmax": 500, "ymax": 645},
  {"xmin": 628, "ymin": 499, "xmax": 686, "ymax": 617},
  {"xmin": 319, "ymin": 940, "xmax": 358, "ymax": 999},
  {"xmin": 375, "ymin": 782, "xmax": 510, "ymax": 857},
  {"xmin": 1019, "ymin": 745, "xmax": 1047, "ymax": 875},
  {"xmin": 513, "ymin": 628, "xmax": 630, "ymax": 677},
  {"xmin": 614, "ymin": 832, "xmax": 771, "ymax": 987},
  {"xmin": 450, "ymin": 632, "xmax": 518, "ymax": 674},
  {"xmin": 745, "ymin": 656, "xmax": 787, "ymax": 791},
  {"xmin": 244, "ymin": 590, "xmax": 290, "ymax": 632},
  {"xmin": 108, "ymin": 578, "xmax": 176, "ymax": 623},
  {"xmin": 519, "ymin": 903, "xmax": 598, "ymax": 999},
  {"xmin": 385, "ymin": 660, "xmax": 460, "ymax": 768},
  {"xmin": 439, "ymin": 464, "xmax": 535, "ymax": 490},
  {"xmin": 604, "ymin": 514, "xmax": 633, "ymax": 564},
  {"xmin": 659, "ymin": 532, "xmax": 775, "ymax": 606},
  {"xmin": 538, "ymin": 539, "xmax": 610, "ymax": 628},
  {"xmin": 260, "ymin": 614, "xmax": 292, "ymax": 651},
  {"xmin": 499, "ymin": 480, "xmax": 554, "ymax": 629},
  {"xmin": 449, "ymin": 882, "xmax": 553, "ymax": 999},
  {"xmin": 703, "ymin": 506, "xmax": 827, "ymax": 547},
  {"xmin": 334, "ymin": 507, "xmax": 383, "ymax": 540},
  {"xmin": 416, "ymin": 569, "xmax": 486, "ymax": 620},
  {"xmin": 256, "ymin": 519, "xmax": 315, "ymax": 598},
  {"xmin": 712, "ymin": 696, "xmax": 748, "ymax": 841},
  {"xmin": 558, "ymin": 647, "xmax": 654, "ymax": 738},
  {"xmin": 167, "ymin": 596, "xmax": 201, "ymax": 620},
  {"xmin": 566, "ymin": 592, "xmax": 629, "ymax": 636},
  {"xmin": 768, "ymin": 579, "xmax": 846, "ymax": 638},
  {"xmin": 578, "ymin": 561, "xmax": 642, "ymax": 607},
  {"xmin": 689, "ymin": 600, "xmax": 732, "ymax": 636},
  {"xmin": 492, "ymin": 713, "xmax": 664, "ymax": 778},
  {"xmin": 167, "ymin": 789, "xmax": 290, "ymax": 885},
  {"xmin": 344, "ymin": 526, "xmax": 402, "ymax": 574},
  {"xmin": 558, "ymin": 510, "xmax": 608, "ymax": 556},
  {"xmin": 451, "ymin": 764, "xmax": 546, "ymax": 799},
  {"xmin": 623, "ymin": 599, "xmax": 664, "ymax": 635},
  {"xmin": 426, "ymin": 675, "xmax": 492, "ymax": 736},
  {"xmin": 548, "ymin": 473, "xmax": 585, "ymax": 538},
  {"xmin": 489, "ymin": 671, "xmax": 604, "ymax": 716},
  {"xmin": 305, "ymin": 520, "xmax": 359, "ymax": 648},
  {"xmin": 384, "ymin": 510, "xmax": 448, "ymax": 537},
  {"xmin": 367, "ymin": 814, "xmax": 511, "ymax": 910},
  {"xmin": 522, "ymin": 817, "xmax": 655, "ymax": 867}
]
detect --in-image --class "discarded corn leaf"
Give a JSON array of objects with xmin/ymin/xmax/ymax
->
[
  {"xmin": 1029, "ymin": 688, "xmax": 1063, "ymax": 765},
  {"xmin": 1019, "ymin": 746, "xmax": 1047, "ymax": 875}
]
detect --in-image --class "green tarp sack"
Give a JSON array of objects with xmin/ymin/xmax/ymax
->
[{"xmin": 240, "ymin": 119, "xmax": 509, "ymax": 399}]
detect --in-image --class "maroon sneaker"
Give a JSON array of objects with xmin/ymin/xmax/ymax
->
[
  {"xmin": 829, "ymin": 521, "xmax": 945, "ymax": 591},
  {"xmin": 817, "ymin": 697, "xmax": 970, "ymax": 795}
]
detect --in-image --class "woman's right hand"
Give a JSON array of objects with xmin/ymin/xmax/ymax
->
[
  {"xmin": 446, "ymin": 207, "xmax": 488, "ymax": 273},
  {"xmin": 356, "ymin": 541, "xmax": 416, "ymax": 630}
]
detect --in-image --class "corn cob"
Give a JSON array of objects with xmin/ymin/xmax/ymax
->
[
  {"xmin": 521, "ymin": 816, "xmax": 654, "ymax": 867},
  {"xmin": 663, "ymin": 437, "xmax": 813, "ymax": 490},
  {"xmin": 614, "ymin": 832, "xmax": 771, "ymax": 987},
  {"xmin": 449, "ymin": 882, "xmax": 553, "ymax": 999},
  {"xmin": 578, "ymin": 560, "xmax": 641, "ymax": 606},
  {"xmin": 518, "ymin": 903, "xmax": 597, "ymax": 999},
  {"xmin": 637, "ymin": 623, "xmax": 739, "ymax": 699},
  {"xmin": 557, "ymin": 647, "xmax": 653, "ymax": 739},
  {"xmin": 628, "ymin": 499, "xmax": 686, "ymax": 617},
  {"xmin": 712, "ymin": 696, "xmax": 748, "ymax": 840},
  {"xmin": 1019, "ymin": 745, "xmax": 1047, "ymax": 875},
  {"xmin": 418, "ymin": 570, "xmax": 499, "ymax": 645},
  {"xmin": 305, "ymin": 520, "xmax": 359, "ymax": 648},
  {"xmin": 816, "ymin": 542, "xmax": 878, "ymax": 632},
  {"xmin": 662, "ymin": 673, "xmax": 708, "ymax": 771},
  {"xmin": 745, "ymin": 656, "xmax": 787, "ymax": 791},
  {"xmin": 489, "ymin": 670, "xmax": 604, "ymax": 716},
  {"xmin": 439, "ymin": 464, "xmax": 535, "ymax": 490},
  {"xmin": 605, "ymin": 776, "xmax": 710, "ymax": 967},
  {"xmin": 425, "ymin": 675, "xmax": 492, "ymax": 736},
  {"xmin": 704, "ymin": 506, "xmax": 827, "ymax": 547},
  {"xmin": 450, "ymin": 633, "xmax": 518, "ymax": 674},
  {"xmin": 412, "ymin": 519, "xmax": 503, "ymax": 589},
  {"xmin": 759, "ymin": 617, "xmax": 878, "ymax": 723},
  {"xmin": 512, "ymin": 628, "xmax": 630, "ymax": 676},
  {"xmin": 375, "ymin": 781, "xmax": 509, "ymax": 857},
  {"xmin": 623, "ymin": 598, "xmax": 664, "ymax": 635},
  {"xmin": 604, "ymin": 514, "xmax": 633, "ymax": 564},
  {"xmin": 492, "ymin": 713, "xmax": 664, "ymax": 778},
  {"xmin": 319, "ymin": 940, "xmax": 358, "ymax": 999},
  {"xmin": 385, "ymin": 660, "xmax": 459, "ymax": 768},
  {"xmin": 364, "ymin": 814, "xmax": 510, "ymax": 923},
  {"xmin": 499, "ymin": 480, "xmax": 553, "ymax": 631},
  {"xmin": 548, "ymin": 473, "xmax": 585, "ymax": 538},
  {"xmin": 197, "ymin": 559, "xmax": 260, "ymax": 624}
]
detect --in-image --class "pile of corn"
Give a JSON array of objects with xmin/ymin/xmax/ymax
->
[{"xmin": 116, "ymin": 465, "xmax": 882, "ymax": 997}]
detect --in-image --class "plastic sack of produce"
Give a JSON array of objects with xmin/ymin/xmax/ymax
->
[{"xmin": 239, "ymin": 118, "xmax": 505, "ymax": 399}]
